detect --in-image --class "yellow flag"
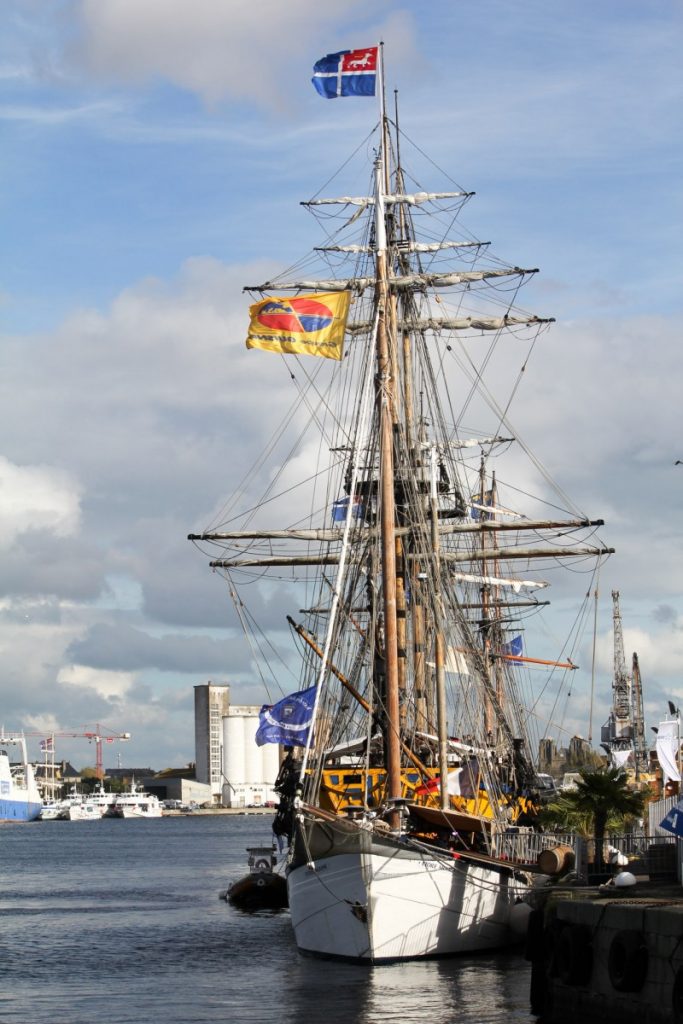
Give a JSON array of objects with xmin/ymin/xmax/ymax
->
[{"xmin": 245, "ymin": 291, "xmax": 350, "ymax": 360}]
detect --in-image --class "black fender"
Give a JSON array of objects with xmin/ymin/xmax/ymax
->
[
  {"xmin": 607, "ymin": 930, "xmax": 648, "ymax": 993},
  {"xmin": 556, "ymin": 923, "xmax": 593, "ymax": 986}
]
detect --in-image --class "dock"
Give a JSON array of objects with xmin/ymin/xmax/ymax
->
[{"xmin": 527, "ymin": 862, "xmax": 683, "ymax": 1021}]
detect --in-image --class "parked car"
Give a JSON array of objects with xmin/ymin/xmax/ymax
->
[{"xmin": 536, "ymin": 773, "xmax": 558, "ymax": 801}]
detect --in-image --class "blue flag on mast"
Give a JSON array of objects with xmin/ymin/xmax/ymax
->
[
  {"xmin": 255, "ymin": 685, "xmax": 317, "ymax": 747},
  {"xmin": 312, "ymin": 47, "xmax": 378, "ymax": 99},
  {"xmin": 502, "ymin": 635, "xmax": 523, "ymax": 659}
]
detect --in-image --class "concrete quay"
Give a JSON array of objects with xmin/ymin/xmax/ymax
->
[
  {"xmin": 164, "ymin": 806, "xmax": 273, "ymax": 816},
  {"xmin": 527, "ymin": 880, "xmax": 683, "ymax": 1023}
]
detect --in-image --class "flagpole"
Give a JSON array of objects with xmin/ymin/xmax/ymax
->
[{"xmin": 378, "ymin": 41, "xmax": 390, "ymax": 194}]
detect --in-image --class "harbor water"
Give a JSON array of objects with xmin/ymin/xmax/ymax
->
[{"xmin": 0, "ymin": 815, "xmax": 535, "ymax": 1023}]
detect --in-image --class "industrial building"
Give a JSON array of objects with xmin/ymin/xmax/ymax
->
[
  {"xmin": 194, "ymin": 683, "xmax": 280, "ymax": 807},
  {"xmin": 222, "ymin": 705, "xmax": 279, "ymax": 807},
  {"xmin": 194, "ymin": 682, "xmax": 230, "ymax": 798}
]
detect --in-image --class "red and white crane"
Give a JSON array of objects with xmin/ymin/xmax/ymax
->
[{"xmin": 29, "ymin": 724, "xmax": 130, "ymax": 779}]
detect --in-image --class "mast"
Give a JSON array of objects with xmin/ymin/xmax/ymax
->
[
  {"xmin": 429, "ymin": 444, "xmax": 449, "ymax": 808},
  {"xmin": 375, "ymin": 47, "xmax": 402, "ymax": 825}
]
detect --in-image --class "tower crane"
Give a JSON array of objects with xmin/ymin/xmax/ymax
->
[{"xmin": 29, "ymin": 724, "xmax": 130, "ymax": 779}]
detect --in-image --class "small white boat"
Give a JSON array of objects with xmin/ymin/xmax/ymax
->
[
  {"xmin": 88, "ymin": 782, "xmax": 117, "ymax": 817},
  {"xmin": 39, "ymin": 800, "xmax": 62, "ymax": 821},
  {"xmin": 56, "ymin": 786, "xmax": 86, "ymax": 820},
  {"xmin": 65, "ymin": 798, "xmax": 102, "ymax": 821},
  {"xmin": 109, "ymin": 780, "xmax": 162, "ymax": 819}
]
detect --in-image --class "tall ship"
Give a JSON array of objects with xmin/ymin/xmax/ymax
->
[
  {"xmin": 190, "ymin": 46, "xmax": 613, "ymax": 961},
  {"xmin": 0, "ymin": 733, "xmax": 42, "ymax": 821}
]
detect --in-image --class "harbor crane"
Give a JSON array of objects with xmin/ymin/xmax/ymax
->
[
  {"xmin": 30, "ymin": 724, "xmax": 130, "ymax": 780},
  {"xmin": 601, "ymin": 591, "xmax": 648, "ymax": 777}
]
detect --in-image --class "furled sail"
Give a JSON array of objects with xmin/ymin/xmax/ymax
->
[
  {"xmin": 302, "ymin": 190, "xmax": 472, "ymax": 207},
  {"xmin": 244, "ymin": 267, "xmax": 537, "ymax": 294}
]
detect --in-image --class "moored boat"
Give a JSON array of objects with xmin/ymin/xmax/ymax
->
[
  {"xmin": 64, "ymin": 798, "xmax": 102, "ymax": 821},
  {"xmin": 225, "ymin": 846, "xmax": 288, "ymax": 911},
  {"xmin": 190, "ymin": 45, "xmax": 613, "ymax": 961},
  {"xmin": 38, "ymin": 800, "xmax": 62, "ymax": 821},
  {"xmin": 56, "ymin": 785, "xmax": 86, "ymax": 820},
  {"xmin": 88, "ymin": 781, "xmax": 117, "ymax": 817},
  {"xmin": 109, "ymin": 780, "xmax": 162, "ymax": 819},
  {"xmin": 0, "ymin": 733, "xmax": 42, "ymax": 822}
]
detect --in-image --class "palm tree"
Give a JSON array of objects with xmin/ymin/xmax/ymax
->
[
  {"xmin": 536, "ymin": 795, "xmax": 594, "ymax": 838},
  {"xmin": 562, "ymin": 766, "xmax": 646, "ymax": 873}
]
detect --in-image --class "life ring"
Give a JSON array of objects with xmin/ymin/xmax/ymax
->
[
  {"xmin": 256, "ymin": 877, "xmax": 267, "ymax": 888},
  {"xmin": 607, "ymin": 930, "xmax": 648, "ymax": 992},
  {"xmin": 556, "ymin": 923, "xmax": 593, "ymax": 986}
]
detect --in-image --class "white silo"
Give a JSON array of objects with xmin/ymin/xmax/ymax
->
[{"xmin": 223, "ymin": 713, "xmax": 245, "ymax": 806}]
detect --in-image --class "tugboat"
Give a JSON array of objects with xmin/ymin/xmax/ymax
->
[{"xmin": 224, "ymin": 846, "xmax": 288, "ymax": 911}]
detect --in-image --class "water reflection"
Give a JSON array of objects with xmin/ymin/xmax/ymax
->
[
  {"xmin": 276, "ymin": 951, "xmax": 534, "ymax": 1024},
  {"xmin": 0, "ymin": 817, "xmax": 535, "ymax": 1024}
]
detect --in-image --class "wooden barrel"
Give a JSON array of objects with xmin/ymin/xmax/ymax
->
[{"xmin": 538, "ymin": 844, "xmax": 575, "ymax": 875}]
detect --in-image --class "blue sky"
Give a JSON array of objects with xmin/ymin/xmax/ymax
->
[{"xmin": 1, "ymin": 0, "xmax": 682, "ymax": 770}]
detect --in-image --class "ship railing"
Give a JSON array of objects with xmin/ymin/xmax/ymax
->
[{"xmin": 491, "ymin": 828, "xmax": 584, "ymax": 869}]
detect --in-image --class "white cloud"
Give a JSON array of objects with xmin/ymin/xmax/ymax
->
[
  {"xmin": 0, "ymin": 99, "xmax": 124, "ymax": 125},
  {"xmin": 1, "ymin": 0, "xmax": 681, "ymax": 771},
  {"xmin": 0, "ymin": 456, "xmax": 81, "ymax": 549},
  {"xmin": 57, "ymin": 663, "xmax": 134, "ymax": 699},
  {"xmin": 22, "ymin": 712, "xmax": 62, "ymax": 734},
  {"xmin": 76, "ymin": 0, "xmax": 382, "ymax": 106}
]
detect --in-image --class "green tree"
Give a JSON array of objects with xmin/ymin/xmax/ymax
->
[
  {"xmin": 536, "ymin": 795, "xmax": 594, "ymax": 838},
  {"xmin": 562, "ymin": 767, "xmax": 646, "ymax": 873}
]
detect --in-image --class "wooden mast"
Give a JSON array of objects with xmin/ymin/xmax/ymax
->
[
  {"xmin": 429, "ymin": 445, "xmax": 450, "ymax": 809},
  {"xmin": 375, "ymin": 45, "xmax": 401, "ymax": 827}
]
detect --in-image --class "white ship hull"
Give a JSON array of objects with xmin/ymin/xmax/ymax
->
[
  {"xmin": 108, "ymin": 780, "xmax": 162, "ymax": 819},
  {"xmin": 115, "ymin": 805, "xmax": 162, "ymax": 819},
  {"xmin": 288, "ymin": 835, "xmax": 526, "ymax": 962},
  {"xmin": 66, "ymin": 802, "xmax": 103, "ymax": 821},
  {"xmin": 39, "ymin": 802, "xmax": 61, "ymax": 821},
  {"xmin": 0, "ymin": 735, "xmax": 42, "ymax": 822}
]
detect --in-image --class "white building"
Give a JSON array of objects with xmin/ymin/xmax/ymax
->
[
  {"xmin": 222, "ymin": 705, "xmax": 279, "ymax": 808},
  {"xmin": 194, "ymin": 682, "xmax": 230, "ymax": 800}
]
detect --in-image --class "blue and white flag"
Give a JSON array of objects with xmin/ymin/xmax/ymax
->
[
  {"xmin": 470, "ymin": 489, "xmax": 494, "ymax": 520},
  {"xmin": 659, "ymin": 799, "xmax": 683, "ymax": 838},
  {"xmin": 312, "ymin": 47, "xmax": 378, "ymax": 99},
  {"xmin": 331, "ymin": 495, "xmax": 364, "ymax": 522},
  {"xmin": 255, "ymin": 685, "xmax": 317, "ymax": 747},
  {"xmin": 502, "ymin": 635, "xmax": 523, "ymax": 659}
]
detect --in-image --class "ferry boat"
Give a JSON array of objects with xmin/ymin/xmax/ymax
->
[
  {"xmin": 0, "ymin": 733, "xmax": 42, "ymax": 821},
  {"xmin": 109, "ymin": 780, "xmax": 162, "ymax": 819}
]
